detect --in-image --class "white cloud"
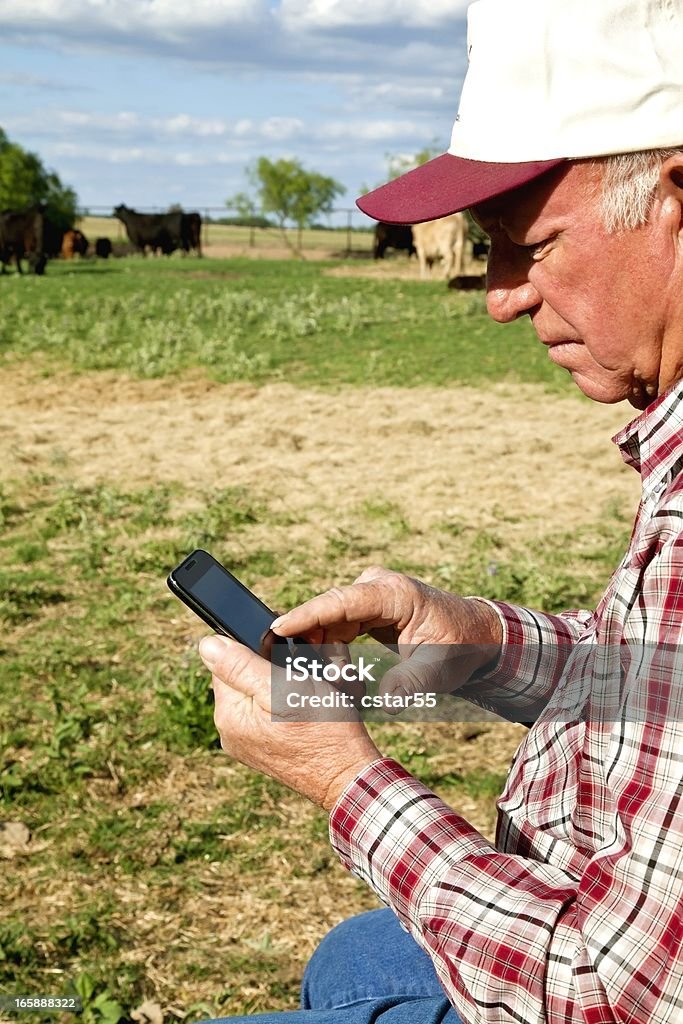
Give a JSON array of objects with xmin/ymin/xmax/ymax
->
[
  {"xmin": 260, "ymin": 117, "xmax": 306, "ymax": 141},
  {"xmin": 52, "ymin": 140, "xmax": 247, "ymax": 167},
  {"xmin": 0, "ymin": 0, "xmax": 267, "ymax": 31},
  {"xmin": 0, "ymin": 0, "xmax": 466, "ymax": 34},
  {"xmin": 0, "ymin": 0, "xmax": 467, "ymax": 72},
  {"xmin": 279, "ymin": 0, "xmax": 468, "ymax": 30},
  {"xmin": 163, "ymin": 114, "xmax": 228, "ymax": 137},
  {"xmin": 18, "ymin": 106, "xmax": 424, "ymax": 150},
  {"xmin": 318, "ymin": 119, "xmax": 427, "ymax": 142}
]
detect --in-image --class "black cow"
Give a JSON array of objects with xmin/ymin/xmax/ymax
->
[
  {"xmin": 95, "ymin": 237, "xmax": 113, "ymax": 259},
  {"xmin": 373, "ymin": 222, "xmax": 416, "ymax": 260},
  {"xmin": 113, "ymin": 204, "xmax": 184, "ymax": 256},
  {"xmin": 472, "ymin": 240, "xmax": 490, "ymax": 260},
  {"xmin": 0, "ymin": 206, "xmax": 47, "ymax": 275},
  {"xmin": 181, "ymin": 211, "xmax": 202, "ymax": 256},
  {"xmin": 43, "ymin": 216, "xmax": 66, "ymax": 259}
]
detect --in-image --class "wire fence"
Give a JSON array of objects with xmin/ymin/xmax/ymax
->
[{"xmin": 78, "ymin": 206, "xmax": 375, "ymax": 255}]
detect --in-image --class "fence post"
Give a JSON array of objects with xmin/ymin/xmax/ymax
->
[{"xmin": 346, "ymin": 209, "xmax": 352, "ymax": 256}]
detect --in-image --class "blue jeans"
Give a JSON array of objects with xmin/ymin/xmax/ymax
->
[{"xmin": 203, "ymin": 908, "xmax": 463, "ymax": 1024}]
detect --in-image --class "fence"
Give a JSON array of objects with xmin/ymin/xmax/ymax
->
[{"xmin": 78, "ymin": 206, "xmax": 375, "ymax": 256}]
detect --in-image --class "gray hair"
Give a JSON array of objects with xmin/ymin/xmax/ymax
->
[{"xmin": 596, "ymin": 147, "xmax": 683, "ymax": 233}]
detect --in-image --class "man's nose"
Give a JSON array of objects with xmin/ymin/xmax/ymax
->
[{"xmin": 485, "ymin": 242, "xmax": 542, "ymax": 323}]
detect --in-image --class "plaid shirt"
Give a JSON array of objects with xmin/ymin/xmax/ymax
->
[{"xmin": 330, "ymin": 381, "xmax": 683, "ymax": 1024}]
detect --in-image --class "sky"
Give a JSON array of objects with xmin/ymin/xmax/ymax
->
[{"xmin": 0, "ymin": 0, "xmax": 470, "ymax": 226}]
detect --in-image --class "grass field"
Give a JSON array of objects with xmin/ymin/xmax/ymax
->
[{"xmin": 0, "ymin": 255, "xmax": 639, "ymax": 1022}]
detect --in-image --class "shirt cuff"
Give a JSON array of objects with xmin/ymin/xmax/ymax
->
[
  {"xmin": 456, "ymin": 599, "xmax": 584, "ymax": 718},
  {"xmin": 329, "ymin": 757, "xmax": 493, "ymax": 925}
]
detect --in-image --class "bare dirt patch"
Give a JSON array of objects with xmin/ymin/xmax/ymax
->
[
  {"xmin": 1, "ymin": 365, "xmax": 639, "ymax": 545},
  {"xmin": 201, "ymin": 242, "xmax": 344, "ymax": 261},
  {"xmin": 201, "ymin": 240, "xmax": 486, "ymax": 283}
]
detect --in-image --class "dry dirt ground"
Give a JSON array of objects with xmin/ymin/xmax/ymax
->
[
  {"xmin": 201, "ymin": 242, "xmax": 484, "ymax": 282},
  {"xmin": 1, "ymin": 365, "xmax": 639, "ymax": 541}
]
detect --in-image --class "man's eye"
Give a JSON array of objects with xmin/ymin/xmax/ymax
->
[{"xmin": 521, "ymin": 236, "xmax": 554, "ymax": 257}]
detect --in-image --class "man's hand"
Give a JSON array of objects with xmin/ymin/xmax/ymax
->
[
  {"xmin": 270, "ymin": 566, "xmax": 503, "ymax": 708},
  {"xmin": 199, "ymin": 634, "xmax": 382, "ymax": 812}
]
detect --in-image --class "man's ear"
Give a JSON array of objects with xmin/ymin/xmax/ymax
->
[{"xmin": 658, "ymin": 154, "xmax": 683, "ymax": 234}]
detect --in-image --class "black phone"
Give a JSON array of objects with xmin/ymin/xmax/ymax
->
[{"xmin": 167, "ymin": 548, "xmax": 322, "ymax": 667}]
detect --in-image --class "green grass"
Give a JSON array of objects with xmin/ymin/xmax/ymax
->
[
  {"xmin": 0, "ymin": 255, "xmax": 573, "ymax": 391},
  {"xmin": 0, "ymin": 472, "xmax": 632, "ymax": 1017}
]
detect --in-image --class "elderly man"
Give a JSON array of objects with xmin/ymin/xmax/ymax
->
[{"xmin": 194, "ymin": 1, "xmax": 683, "ymax": 1022}]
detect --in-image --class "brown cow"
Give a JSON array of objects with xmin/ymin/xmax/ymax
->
[
  {"xmin": 61, "ymin": 228, "xmax": 89, "ymax": 259},
  {"xmin": 0, "ymin": 207, "xmax": 46, "ymax": 275}
]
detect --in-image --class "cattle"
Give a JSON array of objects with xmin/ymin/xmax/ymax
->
[
  {"xmin": 95, "ymin": 237, "xmax": 113, "ymax": 259},
  {"xmin": 43, "ymin": 217, "xmax": 65, "ymax": 259},
  {"xmin": 447, "ymin": 274, "xmax": 485, "ymax": 291},
  {"xmin": 373, "ymin": 222, "xmax": 415, "ymax": 260},
  {"xmin": 181, "ymin": 211, "xmax": 202, "ymax": 256},
  {"xmin": 113, "ymin": 204, "xmax": 184, "ymax": 256},
  {"xmin": 411, "ymin": 213, "xmax": 468, "ymax": 281},
  {"xmin": 472, "ymin": 240, "xmax": 490, "ymax": 260},
  {"xmin": 61, "ymin": 228, "xmax": 89, "ymax": 260},
  {"xmin": 0, "ymin": 206, "xmax": 47, "ymax": 275}
]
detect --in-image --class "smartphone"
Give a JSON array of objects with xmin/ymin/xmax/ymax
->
[{"xmin": 167, "ymin": 548, "xmax": 322, "ymax": 667}]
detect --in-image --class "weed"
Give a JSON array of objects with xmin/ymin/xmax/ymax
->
[
  {"xmin": 74, "ymin": 974, "xmax": 124, "ymax": 1024},
  {"xmin": 154, "ymin": 664, "xmax": 218, "ymax": 753}
]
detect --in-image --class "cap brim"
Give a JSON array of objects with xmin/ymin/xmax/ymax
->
[{"xmin": 356, "ymin": 152, "xmax": 566, "ymax": 224}]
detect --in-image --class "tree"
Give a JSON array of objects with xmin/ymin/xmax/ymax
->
[
  {"xmin": 242, "ymin": 157, "xmax": 345, "ymax": 255},
  {"xmin": 0, "ymin": 127, "xmax": 78, "ymax": 233},
  {"xmin": 225, "ymin": 190, "xmax": 260, "ymax": 246}
]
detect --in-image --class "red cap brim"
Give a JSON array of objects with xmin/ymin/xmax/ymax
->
[{"xmin": 356, "ymin": 152, "xmax": 566, "ymax": 224}]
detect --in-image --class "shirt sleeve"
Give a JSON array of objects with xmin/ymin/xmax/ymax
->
[
  {"xmin": 329, "ymin": 742, "xmax": 683, "ymax": 1024},
  {"xmin": 455, "ymin": 599, "xmax": 594, "ymax": 721},
  {"xmin": 330, "ymin": 758, "xmax": 579, "ymax": 1024}
]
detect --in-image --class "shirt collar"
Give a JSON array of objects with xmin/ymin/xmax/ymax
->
[{"xmin": 613, "ymin": 378, "xmax": 683, "ymax": 495}]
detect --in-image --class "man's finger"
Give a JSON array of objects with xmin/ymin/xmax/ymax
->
[{"xmin": 270, "ymin": 580, "xmax": 395, "ymax": 638}]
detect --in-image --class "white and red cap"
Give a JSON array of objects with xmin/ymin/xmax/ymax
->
[{"xmin": 357, "ymin": 0, "xmax": 683, "ymax": 225}]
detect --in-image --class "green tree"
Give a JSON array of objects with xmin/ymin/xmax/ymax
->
[
  {"xmin": 245, "ymin": 157, "xmax": 345, "ymax": 255},
  {"xmin": 0, "ymin": 127, "xmax": 78, "ymax": 232},
  {"xmin": 225, "ymin": 190, "xmax": 259, "ymax": 246}
]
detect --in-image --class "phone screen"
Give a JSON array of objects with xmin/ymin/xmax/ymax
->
[
  {"xmin": 168, "ymin": 549, "xmax": 276, "ymax": 652},
  {"xmin": 186, "ymin": 561, "xmax": 273, "ymax": 650},
  {"xmin": 167, "ymin": 549, "xmax": 325, "ymax": 671}
]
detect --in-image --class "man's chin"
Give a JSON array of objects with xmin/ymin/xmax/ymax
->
[{"xmin": 568, "ymin": 371, "xmax": 633, "ymax": 406}]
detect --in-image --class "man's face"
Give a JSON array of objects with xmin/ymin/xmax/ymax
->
[{"xmin": 471, "ymin": 161, "xmax": 682, "ymax": 408}]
